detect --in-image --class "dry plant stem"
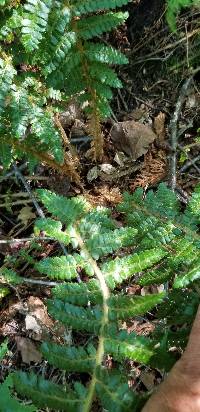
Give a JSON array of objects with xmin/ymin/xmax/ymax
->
[
  {"xmin": 169, "ymin": 67, "xmax": 200, "ymax": 190},
  {"xmin": 13, "ymin": 164, "xmax": 81, "ymax": 283},
  {"xmin": 75, "ymin": 229, "xmax": 110, "ymax": 412}
]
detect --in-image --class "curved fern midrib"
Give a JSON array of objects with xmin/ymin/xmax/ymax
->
[{"xmin": 74, "ymin": 229, "xmax": 110, "ymax": 412}]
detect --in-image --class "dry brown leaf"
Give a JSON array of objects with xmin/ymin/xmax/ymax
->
[
  {"xmin": 111, "ymin": 120, "xmax": 156, "ymax": 160},
  {"xmin": 15, "ymin": 336, "xmax": 42, "ymax": 364},
  {"xmin": 18, "ymin": 206, "xmax": 36, "ymax": 226},
  {"xmin": 154, "ymin": 112, "xmax": 166, "ymax": 141},
  {"xmin": 25, "ymin": 296, "xmax": 53, "ymax": 340}
]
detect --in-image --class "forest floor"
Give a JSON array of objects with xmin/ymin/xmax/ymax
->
[{"xmin": 0, "ymin": 0, "xmax": 200, "ymax": 408}]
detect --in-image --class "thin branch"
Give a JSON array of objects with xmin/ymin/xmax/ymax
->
[
  {"xmin": 179, "ymin": 154, "xmax": 200, "ymax": 173},
  {"xmin": 0, "ymin": 237, "xmax": 53, "ymax": 244},
  {"xmin": 13, "ymin": 163, "xmax": 81, "ymax": 283},
  {"xmin": 22, "ymin": 277, "xmax": 59, "ymax": 287}
]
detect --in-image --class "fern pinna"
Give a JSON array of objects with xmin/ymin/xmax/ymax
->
[
  {"xmin": 0, "ymin": 0, "xmax": 129, "ymax": 171},
  {"xmin": 1, "ymin": 183, "xmax": 200, "ymax": 411}
]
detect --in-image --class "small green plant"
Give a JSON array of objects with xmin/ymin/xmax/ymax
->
[
  {"xmin": 0, "ymin": 0, "xmax": 129, "ymax": 176},
  {"xmin": 1, "ymin": 183, "xmax": 200, "ymax": 411}
]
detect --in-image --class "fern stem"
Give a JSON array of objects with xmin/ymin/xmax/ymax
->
[{"xmin": 74, "ymin": 230, "xmax": 110, "ymax": 412}]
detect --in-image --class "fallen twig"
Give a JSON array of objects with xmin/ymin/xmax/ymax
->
[
  {"xmin": 13, "ymin": 163, "xmax": 81, "ymax": 283},
  {"xmin": 179, "ymin": 154, "xmax": 200, "ymax": 173}
]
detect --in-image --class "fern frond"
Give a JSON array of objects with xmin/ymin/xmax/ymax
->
[
  {"xmin": 86, "ymin": 43, "xmax": 128, "ymax": 65},
  {"xmin": 108, "ymin": 293, "xmax": 165, "ymax": 321},
  {"xmin": 74, "ymin": 0, "xmax": 130, "ymax": 15},
  {"xmin": 36, "ymin": 189, "xmax": 89, "ymax": 224},
  {"xmin": 21, "ymin": 0, "xmax": 52, "ymax": 51},
  {"xmin": 157, "ymin": 290, "xmax": 199, "ymax": 325},
  {"xmin": 0, "ymin": 375, "xmax": 36, "ymax": 412},
  {"xmin": 89, "ymin": 62, "xmax": 123, "ymax": 88},
  {"xmin": 102, "ymin": 248, "xmax": 167, "ymax": 289},
  {"xmin": 0, "ymin": 57, "xmax": 16, "ymax": 114},
  {"xmin": 173, "ymin": 258, "xmax": 200, "ymax": 288},
  {"xmin": 104, "ymin": 328, "xmax": 154, "ymax": 364},
  {"xmin": 86, "ymin": 227, "xmax": 137, "ymax": 259},
  {"xmin": 47, "ymin": 299, "xmax": 102, "ymax": 333},
  {"xmin": 138, "ymin": 268, "xmax": 171, "ymax": 286},
  {"xmin": 0, "ymin": 339, "xmax": 8, "ymax": 360},
  {"xmin": 95, "ymin": 367, "xmax": 136, "ymax": 412},
  {"xmin": 34, "ymin": 217, "xmax": 70, "ymax": 244},
  {"xmin": 77, "ymin": 12, "xmax": 128, "ymax": 40},
  {"xmin": 184, "ymin": 184, "xmax": 200, "ymax": 224},
  {"xmin": 0, "ymin": 141, "xmax": 12, "ymax": 169},
  {"xmin": 0, "ymin": 268, "xmax": 23, "ymax": 284},
  {"xmin": 41, "ymin": 342, "xmax": 96, "ymax": 372},
  {"xmin": 35, "ymin": 255, "xmax": 80, "ymax": 280},
  {"xmin": 53, "ymin": 280, "xmax": 102, "ymax": 305},
  {"xmin": 12, "ymin": 372, "xmax": 82, "ymax": 412}
]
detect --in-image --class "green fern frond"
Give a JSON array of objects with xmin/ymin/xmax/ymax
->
[
  {"xmin": 74, "ymin": 0, "xmax": 130, "ymax": 15},
  {"xmin": 89, "ymin": 62, "xmax": 123, "ymax": 88},
  {"xmin": 108, "ymin": 292, "xmax": 165, "ymax": 321},
  {"xmin": 35, "ymin": 217, "xmax": 70, "ymax": 244},
  {"xmin": 157, "ymin": 290, "xmax": 199, "ymax": 325},
  {"xmin": 104, "ymin": 328, "xmax": 155, "ymax": 364},
  {"xmin": 53, "ymin": 280, "xmax": 102, "ymax": 305},
  {"xmin": 22, "ymin": 0, "xmax": 52, "ymax": 51},
  {"xmin": 138, "ymin": 268, "xmax": 171, "ymax": 286},
  {"xmin": 12, "ymin": 372, "xmax": 82, "ymax": 412},
  {"xmin": 0, "ymin": 57, "xmax": 16, "ymax": 114},
  {"xmin": 86, "ymin": 227, "xmax": 137, "ymax": 259},
  {"xmin": 35, "ymin": 255, "xmax": 80, "ymax": 280},
  {"xmin": 77, "ymin": 12, "xmax": 128, "ymax": 40},
  {"xmin": 173, "ymin": 258, "xmax": 200, "ymax": 288},
  {"xmin": 102, "ymin": 248, "xmax": 167, "ymax": 289},
  {"xmin": 3, "ymin": 183, "xmax": 200, "ymax": 410},
  {"xmin": 0, "ymin": 141, "xmax": 12, "ymax": 169},
  {"xmin": 36, "ymin": 189, "xmax": 89, "ymax": 224},
  {"xmin": 47, "ymin": 299, "xmax": 102, "ymax": 333},
  {"xmin": 0, "ymin": 268, "xmax": 23, "ymax": 284},
  {"xmin": 86, "ymin": 43, "xmax": 128, "ymax": 65},
  {"xmin": 0, "ymin": 375, "xmax": 36, "ymax": 412},
  {"xmin": 95, "ymin": 367, "xmax": 136, "ymax": 412},
  {"xmin": 41, "ymin": 342, "xmax": 96, "ymax": 372},
  {"xmin": 0, "ymin": 339, "xmax": 8, "ymax": 360}
]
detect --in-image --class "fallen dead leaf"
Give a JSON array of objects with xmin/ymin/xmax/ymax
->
[
  {"xmin": 18, "ymin": 206, "xmax": 36, "ymax": 226},
  {"xmin": 15, "ymin": 336, "xmax": 42, "ymax": 364},
  {"xmin": 25, "ymin": 296, "xmax": 53, "ymax": 340},
  {"xmin": 87, "ymin": 166, "xmax": 99, "ymax": 182},
  {"xmin": 111, "ymin": 120, "xmax": 156, "ymax": 160},
  {"xmin": 154, "ymin": 112, "xmax": 166, "ymax": 141}
]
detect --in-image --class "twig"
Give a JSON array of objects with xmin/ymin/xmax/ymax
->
[
  {"xmin": 13, "ymin": 163, "xmax": 81, "ymax": 283},
  {"xmin": 0, "ymin": 237, "xmax": 53, "ymax": 244},
  {"xmin": 13, "ymin": 163, "xmax": 45, "ymax": 218},
  {"xmin": 130, "ymin": 28, "xmax": 200, "ymax": 67},
  {"xmin": 0, "ymin": 163, "xmax": 27, "ymax": 183},
  {"xmin": 179, "ymin": 154, "xmax": 200, "ymax": 173},
  {"xmin": 169, "ymin": 67, "xmax": 200, "ymax": 190},
  {"xmin": 22, "ymin": 277, "xmax": 59, "ymax": 287}
]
